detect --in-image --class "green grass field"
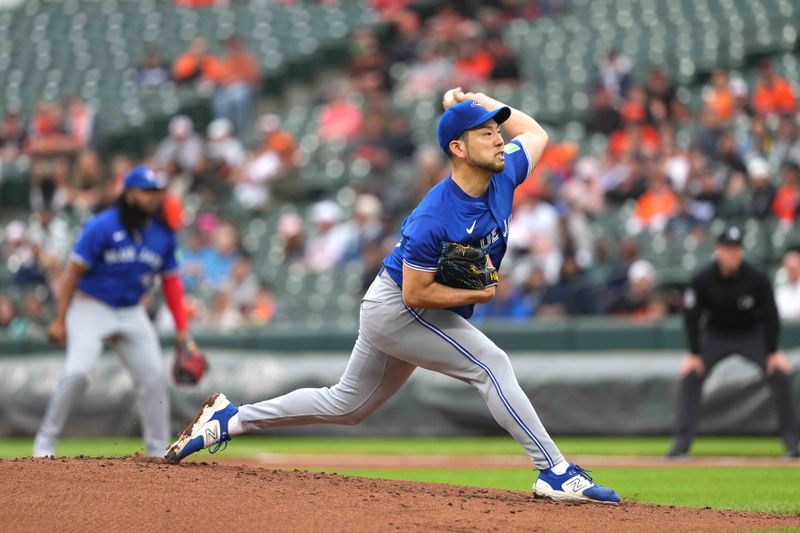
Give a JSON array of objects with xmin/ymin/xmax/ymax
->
[{"xmin": 3, "ymin": 436, "xmax": 799, "ymax": 515}]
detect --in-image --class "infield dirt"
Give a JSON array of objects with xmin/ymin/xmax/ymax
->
[{"xmin": 2, "ymin": 456, "xmax": 799, "ymax": 532}]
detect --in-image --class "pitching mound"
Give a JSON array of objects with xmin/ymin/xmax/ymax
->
[{"xmin": 2, "ymin": 457, "xmax": 798, "ymax": 532}]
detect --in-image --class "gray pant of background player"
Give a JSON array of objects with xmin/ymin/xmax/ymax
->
[
  {"xmin": 238, "ymin": 272, "xmax": 564, "ymax": 470},
  {"xmin": 34, "ymin": 296, "xmax": 170, "ymax": 457}
]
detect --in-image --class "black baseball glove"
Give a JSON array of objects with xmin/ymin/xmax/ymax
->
[
  {"xmin": 172, "ymin": 339, "xmax": 209, "ymax": 385},
  {"xmin": 435, "ymin": 242, "xmax": 499, "ymax": 290}
]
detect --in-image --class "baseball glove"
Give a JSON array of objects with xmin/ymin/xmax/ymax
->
[
  {"xmin": 435, "ymin": 242, "xmax": 499, "ymax": 290},
  {"xmin": 172, "ymin": 339, "xmax": 208, "ymax": 385}
]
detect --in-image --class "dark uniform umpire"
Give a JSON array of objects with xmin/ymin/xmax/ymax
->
[{"xmin": 669, "ymin": 225, "xmax": 799, "ymax": 458}]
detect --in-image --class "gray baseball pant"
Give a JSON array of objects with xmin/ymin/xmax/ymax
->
[
  {"xmin": 238, "ymin": 272, "xmax": 564, "ymax": 470},
  {"xmin": 34, "ymin": 295, "xmax": 170, "ymax": 456}
]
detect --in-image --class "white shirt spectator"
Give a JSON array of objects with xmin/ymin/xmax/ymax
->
[
  {"xmin": 234, "ymin": 149, "xmax": 282, "ymax": 209},
  {"xmin": 305, "ymin": 201, "xmax": 357, "ymax": 272},
  {"xmin": 775, "ymin": 251, "xmax": 800, "ymax": 320}
]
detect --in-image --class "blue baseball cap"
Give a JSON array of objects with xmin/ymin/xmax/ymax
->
[
  {"xmin": 123, "ymin": 166, "xmax": 166, "ymax": 191},
  {"xmin": 437, "ymin": 100, "xmax": 511, "ymax": 155}
]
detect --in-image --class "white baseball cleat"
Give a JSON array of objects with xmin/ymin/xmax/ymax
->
[
  {"xmin": 533, "ymin": 464, "xmax": 621, "ymax": 504},
  {"xmin": 164, "ymin": 392, "xmax": 238, "ymax": 463}
]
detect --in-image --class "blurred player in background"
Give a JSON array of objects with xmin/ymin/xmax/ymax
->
[
  {"xmin": 33, "ymin": 167, "xmax": 195, "ymax": 458},
  {"xmin": 670, "ymin": 226, "xmax": 799, "ymax": 458}
]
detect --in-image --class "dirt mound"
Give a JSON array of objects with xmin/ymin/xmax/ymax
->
[{"xmin": 2, "ymin": 457, "xmax": 798, "ymax": 532}]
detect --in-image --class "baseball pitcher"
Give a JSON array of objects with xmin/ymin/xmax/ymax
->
[
  {"xmin": 165, "ymin": 91, "xmax": 620, "ymax": 504},
  {"xmin": 33, "ymin": 166, "xmax": 204, "ymax": 458}
]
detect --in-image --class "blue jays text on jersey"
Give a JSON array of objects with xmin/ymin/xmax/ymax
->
[
  {"xmin": 70, "ymin": 206, "xmax": 178, "ymax": 307},
  {"xmin": 383, "ymin": 139, "xmax": 532, "ymax": 318}
]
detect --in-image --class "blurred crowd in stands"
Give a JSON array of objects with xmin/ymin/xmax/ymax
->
[{"xmin": 2, "ymin": 1, "xmax": 800, "ymax": 337}]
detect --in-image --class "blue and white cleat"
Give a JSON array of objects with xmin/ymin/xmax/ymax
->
[
  {"xmin": 164, "ymin": 392, "xmax": 238, "ymax": 464},
  {"xmin": 533, "ymin": 464, "xmax": 621, "ymax": 505}
]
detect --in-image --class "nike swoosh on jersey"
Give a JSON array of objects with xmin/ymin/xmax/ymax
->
[{"xmin": 466, "ymin": 220, "xmax": 477, "ymax": 234}]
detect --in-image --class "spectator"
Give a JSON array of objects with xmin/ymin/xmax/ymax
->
[
  {"xmin": 138, "ymin": 47, "xmax": 170, "ymax": 89},
  {"xmin": 342, "ymin": 193, "xmax": 385, "ymax": 263},
  {"xmin": 453, "ymin": 38, "xmax": 495, "ymax": 86},
  {"xmin": 0, "ymin": 295, "xmax": 20, "ymax": 335},
  {"xmin": 667, "ymin": 194, "xmax": 704, "ymax": 241},
  {"xmin": 205, "ymin": 118, "xmax": 246, "ymax": 184},
  {"xmin": 771, "ymin": 115, "xmax": 800, "ymax": 170},
  {"xmin": 233, "ymin": 132, "xmax": 284, "ymax": 211},
  {"xmin": 718, "ymin": 171, "xmax": 749, "ymax": 220},
  {"xmin": 488, "ymin": 40, "xmax": 520, "ymax": 83},
  {"xmin": 212, "ymin": 35, "xmax": 262, "ymax": 138},
  {"xmin": 776, "ymin": 250, "xmax": 800, "ymax": 320},
  {"xmin": 608, "ymin": 99, "xmax": 660, "ymax": 159},
  {"xmin": 397, "ymin": 45, "xmax": 454, "ymax": 99},
  {"xmin": 472, "ymin": 274, "xmax": 532, "ymax": 322},
  {"xmin": 304, "ymin": 200, "xmax": 356, "ymax": 272},
  {"xmin": 508, "ymin": 192, "xmax": 563, "ymax": 284},
  {"xmin": 348, "ymin": 29, "xmax": 389, "ymax": 94},
  {"xmin": 388, "ymin": 9, "xmax": 422, "ymax": 64},
  {"xmin": 584, "ymin": 85, "xmax": 622, "ymax": 135},
  {"xmin": 250, "ymin": 283, "xmax": 277, "ymax": 325},
  {"xmin": 204, "ymin": 290, "xmax": 244, "ymax": 333},
  {"xmin": 410, "ymin": 147, "xmax": 447, "ymax": 204},
  {"xmin": 384, "ymin": 114, "xmax": 416, "ymax": 161},
  {"xmin": 632, "ymin": 172, "xmax": 679, "ymax": 232},
  {"xmin": 278, "ymin": 212, "xmax": 306, "ymax": 267},
  {"xmin": 19, "ymin": 291, "xmax": 47, "ymax": 337},
  {"xmin": 68, "ymin": 149, "xmax": 103, "ymax": 211},
  {"xmin": 704, "ymin": 69, "xmax": 736, "ymax": 123},
  {"xmin": 609, "ymin": 259, "xmax": 667, "ymax": 320},
  {"xmin": 173, "ymin": 37, "xmax": 220, "ymax": 85},
  {"xmin": 747, "ymin": 158, "xmax": 777, "ymax": 220},
  {"xmin": 319, "ymin": 82, "xmax": 364, "ymax": 142},
  {"xmin": 645, "ymin": 67, "xmax": 676, "ymax": 124},
  {"xmin": 63, "ymin": 95, "xmax": 93, "ymax": 149},
  {"xmin": 689, "ymin": 168, "xmax": 723, "ymax": 223},
  {"xmin": 597, "ymin": 50, "xmax": 632, "ymax": 104},
  {"xmin": 221, "ymin": 256, "xmax": 259, "ymax": 311},
  {"xmin": 772, "ymin": 161, "xmax": 800, "ymax": 225},
  {"xmin": 605, "ymin": 239, "xmax": 640, "ymax": 296},
  {"xmin": 258, "ymin": 114, "xmax": 299, "ymax": 169},
  {"xmin": 200, "ymin": 221, "xmax": 240, "ymax": 288},
  {"xmin": 0, "ymin": 111, "xmax": 27, "ymax": 163},
  {"xmin": 27, "ymin": 205, "xmax": 71, "ymax": 285},
  {"xmin": 26, "ymin": 102, "xmax": 75, "ymax": 159},
  {"xmin": 752, "ymin": 60, "xmax": 797, "ymax": 117},
  {"xmin": 153, "ymin": 115, "xmax": 206, "ymax": 182},
  {"xmin": 538, "ymin": 255, "xmax": 597, "ymax": 316},
  {"xmin": 2, "ymin": 220, "xmax": 45, "ymax": 287}
]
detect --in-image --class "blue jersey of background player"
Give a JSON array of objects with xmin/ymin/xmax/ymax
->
[
  {"xmin": 71, "ymin": 177, "xmax": 178, "ymax": 307},
  {"xmin": 383, "ymin": 106, "xmax": 532, "ymax": 319}
]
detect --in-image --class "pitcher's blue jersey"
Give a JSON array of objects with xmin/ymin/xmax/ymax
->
[
  {"xmin": 383, "ymin": 139, "xmax": 532, "ymax": 318},
  {"xmin": 70, "ymin": 206, "xmax": 179, "ymax": 307}
]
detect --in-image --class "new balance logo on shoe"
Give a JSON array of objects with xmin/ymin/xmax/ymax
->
[
  {"xmin": 204, "ymin": 423, "xmax": 219, "ymax": 445},
  {"xmin": 564, "ymin": 476, "xmax": 590, "ymax": 493}
]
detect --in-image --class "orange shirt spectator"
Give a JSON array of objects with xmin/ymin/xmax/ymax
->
[
  {"xmin": 455, "ymin": 48, "xmax": 495, "ymax": 82},
  {"xmin": 704, "ymin": 70, "xmax": 736, "ymax": 121},
  {"xmin": 773, "ymin": 164, "xmax": 800, "ymax": 223},
  {"xmin": 215, "ymin": 38, "xmax": 261, "ymax": 87},
  {"xmin": 634, "ymin": 178, "xmax": 679, "ymax": 229},
  {"xmin": 608, "ymin": 124, "xmax": 660, "ymax": 159},
  {"xmin": 173, "ymin": 38, "xmax": 222, "ymax": 83},
  {"xmin": 752, "ymin": 63, "xmax": 797, "ymax": 116}
]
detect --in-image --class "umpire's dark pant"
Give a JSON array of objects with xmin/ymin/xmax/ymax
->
[{"xmin": 673, "ymin": 325, "xmax": 798, "ymax": 453}]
